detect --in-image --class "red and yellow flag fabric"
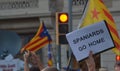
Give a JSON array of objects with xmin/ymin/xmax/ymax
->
[
  {"xmin": 21, "ymin": 21, "xmax": 52, "ymax": 52},
  {"xmin": 78, "ymin": 0, "xmax": 120, "ymax": 54}
]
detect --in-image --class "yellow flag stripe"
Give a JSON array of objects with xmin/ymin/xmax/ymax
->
[
  {"xmin": 30, "ymin": 41, "xmax": 50, "ymax": 52},
  {"xmin": 111, "ymin": 32, "xmax": 120, "ymax": 44},
  {"xmin": 79, "ymin": 0, "xmax": 120, "ymax": 52},
  {"xmin": 27, "ymin": 37, "xmax": 48, "ymax": 50},
  {"xmin": 112, "ymin": 48, "xmax": 120, "ymax": 55},
  {"xmin": 31, "ymin": 23, "xmax": 43, "ymax": 41},
  {"xmin": 24, "ymin": 37, "xmax": 41, "ymax": 49}
]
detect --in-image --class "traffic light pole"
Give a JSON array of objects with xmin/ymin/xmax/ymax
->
[
  {"xmin": 57, "ymin": 45, "xmax": 61, "ymax": 70},
  {"xmin": 68, "ymin": 0, "xmax": 73, "ymax": 31},
  {"xmin": 67, "ymin": 0, "xmax": 73, "ymax": 69},
  {"xmin": 56, "ymin": 12, "xmax": 61, "ymax": 71},
  {"xmin": 56, "ymin": 11, "xmax": 69, "ymax": 71}
]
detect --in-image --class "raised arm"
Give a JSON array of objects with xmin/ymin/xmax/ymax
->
[
  {"xmin": 24, "ymin": 51, "xmax": 30, "ymax": 71},
  {"xmin": 31, "ymin": 52, "xmax": 44, "ymax": 70},
  {"xmin": 85, "ymin": 51, "xmax": 96, "ymax": 71}
]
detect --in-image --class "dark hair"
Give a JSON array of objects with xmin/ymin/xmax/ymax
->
[
  {"xmin": 30, "ymin": 67, "xmax": 40, "ymax": 71},
  {"xmin": 115, "ymin": 61, "xmax": 120, "ymax": 67},
  {"xmin": 42, "ymin": 67, "xmax": 58, "ymax": 71}
]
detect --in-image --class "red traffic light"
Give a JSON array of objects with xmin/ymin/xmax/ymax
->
[
  {"xmin": 58, "ymin": 13, "xmax": 68, "ymax": 23},
  {"xmin": 116, "ymin": 55, "xmax": 120, "ymax": 61}
]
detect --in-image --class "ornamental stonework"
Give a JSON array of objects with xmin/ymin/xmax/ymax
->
[{"xmin": 0, "ymin": 0, "xmax": 38, "ymax": 10}]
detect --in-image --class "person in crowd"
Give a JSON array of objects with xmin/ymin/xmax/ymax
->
[
  {"xmin": 24, "ymin": 50, "xmax": 44, "ymax": 71},
  {"xmin": 99, "ymin": 67, "xmax": 107, "ymax": 71},
  {"xmin": 24, "ymin": 50, "xmax": 59, "ymax": 71},
  {"xmin": 85, "ymin": 51, "xmax": 96, "ymax": 71},
  {"xmin": 24, "ymin": 50, "xmax": 120, "ymax": 71},
  {"xmin": 23, "ymin": 50, "xmax": 95, "ymax": 71},
  {"xmin": 114, "ymin": 61, "xmax": 120, "ymax": 71},
  {"xmin": 86, "ymin": 51, "xmax": 120, "ymax": 71},
  {"xmin": 41, "ymin": 67, "xmax": 59, "ymax": 71}
]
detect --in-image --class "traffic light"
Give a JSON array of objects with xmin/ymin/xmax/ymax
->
[
  {"xmin": 56, "ymin": 12, "xmax": 69, "ymax": 44},
  {"xmin": 58, "ymin": 13, "xmax": 68, "ymax": 23},
  {"xmin": 116, "ymin": 55, "xmax": 120, "ymax": 61}
]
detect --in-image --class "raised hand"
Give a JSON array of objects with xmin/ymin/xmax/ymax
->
[
  {"xmin": 30, "ymin": 52, "xmax": 44, "ymax": 70},
  {"xmin": 24, "ymin": 50, "xmax": 30, "ymax": 62},
  {"xmin": 85, "ymin": 51, "xmax": 96, "ymax": 71}
]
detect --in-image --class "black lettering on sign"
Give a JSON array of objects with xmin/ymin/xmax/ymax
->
[
  {"xmin": 3, "ymin": 69, "xmax": 13, "ymax": 71},
  {"xmin": 88, "ymin": 38, "xmax": 105, "ymax": 47},
  {"xmin": 73, "ymin": 29, "xmax": 104, "ymax": 44},
  {"xmin": 78, "ymin": 45, "xmax": 86, "ymax": 51},
  {"xmin": 73, "ymin": 38, "xmax": 79, "ymax": 44}
]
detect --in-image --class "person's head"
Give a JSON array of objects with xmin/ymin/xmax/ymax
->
[
  {"xmin": 114, "ymin": 61, "xmax": 120, "ymax": 71},
  {"xmin": 41, "ymin": 67, "xmax": 58, "ymax": 71},
  {"xmin": 30, "ymin": 55, "xmax": 38, "ymax": 65},
  {"xmin": 30, "ymin": 67, "xmax": 40, "ymax": 71},
  {"xmin": 99, "ymin": 67, "xmax": 107, "ymax": 71},
  {"xmin": 29, "ymin": 52, "xmax": 40, "ymax": 66}
]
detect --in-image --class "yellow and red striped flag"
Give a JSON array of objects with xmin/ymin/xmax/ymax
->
[
  {"xmin": 21, "ymin": 21, "xmax": 52, "ymax": 52},
  {"xmin": 78, "ymin": 0, "xmax": 120, "ymax": 54}
]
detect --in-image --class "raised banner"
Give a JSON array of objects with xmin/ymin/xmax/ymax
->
[
  {"xmin": 0, "ymin": 59, "xmax": 19, "ymax": 71},
  {"xmin": 66, "ymin": 21, "xmax": 115, "ymax": 61}
]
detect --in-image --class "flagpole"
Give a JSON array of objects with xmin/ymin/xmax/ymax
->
[
  {"xmin": 67, "ymin": 0, "xmax": 88, "ymax": 70},
  {"xmin": 82, "ymin": 0, "xmax": 88, "ymax": 14},
  {"xmin": 55, "ymin": 12, "xmax": 61, "ymax": 71}
]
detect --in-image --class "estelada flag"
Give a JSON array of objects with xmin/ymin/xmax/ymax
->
[
  {"xmin": 21, "ymin": 21, "xmax": 52, "ymax": 52},
  {"xmin": 78, "ymin": 0, "xmax": 120, "ymax": 53}
]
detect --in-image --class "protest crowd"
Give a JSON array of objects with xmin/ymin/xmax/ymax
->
[{"xmin": 0, "ymin": 0, "xmax": 120, "ymax": 71}]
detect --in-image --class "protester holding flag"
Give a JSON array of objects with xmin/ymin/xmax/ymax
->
[
  {"xmin": 23, "ymin": 50, "xmax": 59, "ymax": 71},
  {"xmin": 24, "ymin": 51, "xmax": 44, "ymax": 71},
  {"xmin": 21, "ymin": 21, "xmax": 53, "ymax": 70},
  {"xmin": 24, "ymin": 50, "xmax": 83, "ymax": 71}
]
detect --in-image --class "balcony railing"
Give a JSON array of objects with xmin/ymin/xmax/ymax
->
[{"xmin": 0, "ymin": 0, "xmax": 38, "ymax": 10}]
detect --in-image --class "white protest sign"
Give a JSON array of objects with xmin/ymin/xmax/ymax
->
[
  {"xmin": 0, "ymin": 59, "xmax": 19, "ymax": 71},
  {"xmin": 66, "ymin": 21, "xmax": 115, "ymax": 61}
]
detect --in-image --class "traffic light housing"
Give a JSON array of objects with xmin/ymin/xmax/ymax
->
[
  {"xmin": 116, "ymin": 55, "xmax": 120, "ymax": 61},
  {"xmin": 56, "ymin": 12, "xmax": 69, "ymax": 44}
]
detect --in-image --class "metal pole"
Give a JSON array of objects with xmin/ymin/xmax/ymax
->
[
  {"xmin": 55, "ymin": 12, "xmax": 61, "ymax": 71},
  {"xmin": 68, "ymin": 0, "xmax": 72, "ymax": 32},
  {"xmin": 57, "ymin": 45, "xmax": 61, "ymax": 71},
  {"xmin": 68, "ymin": 0, "xmax": 73, "ymax": 69}
]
